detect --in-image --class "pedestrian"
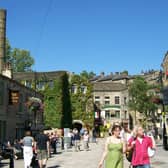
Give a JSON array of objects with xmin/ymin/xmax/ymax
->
[
  {"xmin": 120, "ymin": 121, "xmax": 132, "ymax": 142},
  {"xmin": 74, "ymin": 129, "xmax": 81, "ymax": 152},
  {"xmin": 22, "ymin": 131, "xmax": 34, "ymax": 168},
  {"xmin": 127, "ymin": 125, "xmax": 156, "ymax": 168},
  {"xmin": 50, "ymin": 132, "xmax": 58, "ymax": 154},
  {"xmin": 98, "ymin": 124, "xmax": 126, "ymax": 168},
  {"xmin": 92, "ymin": 127, "xmax": 97, "ymax": 143},
  {"xmin": 83, "ymin": 130, "xmax": 89, "ymax": 151},
  {"xmin": 34, "ymin": 129, "xmax": 50, "ymax": 168}
]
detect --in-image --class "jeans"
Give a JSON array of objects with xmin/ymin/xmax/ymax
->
[{"xmin": 133, "ymin": 164, "xmax": 150, "ymax": 168}]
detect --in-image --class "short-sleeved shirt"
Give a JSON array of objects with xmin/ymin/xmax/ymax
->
[
  {"xmin": 23, "ymin": 136, "xmax": 33, "ymax": 147},
  {"xmin": 35, "ymin": 133, "xmax": 49, "ymax": 150},
  {"xmin": 128, "ymin": 135, "xmax": 153, "ymax": 166}
]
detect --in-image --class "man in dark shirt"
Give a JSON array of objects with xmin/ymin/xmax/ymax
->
[{"xmin": 35, "ymin": 130, "xmax": 50, "ymax": 168}]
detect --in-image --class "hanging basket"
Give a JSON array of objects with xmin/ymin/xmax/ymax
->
[{"xmin": 25, "ymin": 97, "xmax": 44, "ymax": 111}]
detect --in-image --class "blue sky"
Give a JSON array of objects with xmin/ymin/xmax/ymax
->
[{"xmin": 1, "ymin": 0, "xmax": 168, "ymax": 75}]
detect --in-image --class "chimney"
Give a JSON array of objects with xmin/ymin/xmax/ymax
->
[{"xmin": 0, "ymin": 9, "xmax": 6, "ymax": 74}]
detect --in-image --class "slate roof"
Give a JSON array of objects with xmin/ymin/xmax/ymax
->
[
  {"xmin": 13, "ymin": 71, "xmax": 67, "ymax": 81},
  {"xmin": 93, "ymin": 82, "xmax": 127, "ymax": 91},
  {"xmin": 90, "ymin": 74, "xmax": 133, "ymax": 82}
]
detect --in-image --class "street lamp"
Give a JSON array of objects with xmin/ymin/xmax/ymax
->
[{"xmin": 159, "ymin": 70, "xmax": 168, "ymax": 150}]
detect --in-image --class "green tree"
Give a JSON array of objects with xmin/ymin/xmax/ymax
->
[
  {"xmin": 62, "ymin": 73, "xmax": 72, "ymax": 128},
  {"xmin": 128, "ymin": 77, "xmax": 157, "ymax": 127},
  {"xmin": 80, "ymin": 70, "xmax": 96, "ymax": 79},
  {"xmin": 5, "ymin": 39, "xmax": 34, "ymax": 72},
  {"xmin": 11, "ymin": 48, "xmax": 34, "ymax": 72}
]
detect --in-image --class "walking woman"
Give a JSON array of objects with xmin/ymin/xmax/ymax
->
[
  {"xmin": 127, "ymin": 125, "xmax": 156, "ymax": 168},
  {"xmin": 22, "ymin": 131, "xmax": 34, "ymax": 168},
  {"xmin": 98, "ymin": 125, "xmax": 126, "ymax": 168}
]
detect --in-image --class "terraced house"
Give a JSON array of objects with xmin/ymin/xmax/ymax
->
[{"xmin": 91, "ymin": 73, "xmax": 131, "ymax": 126}]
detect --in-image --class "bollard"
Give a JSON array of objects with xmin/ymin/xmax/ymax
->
[
  {"xmin": 61, "ymin": 137, "xmax": 64, "ymax": 150},
  {"xmin": 9, "ymin": 148, "xmax": 14, "ymax": 168}
]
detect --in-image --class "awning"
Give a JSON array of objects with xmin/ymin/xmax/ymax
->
[{"xmin": 102, "ymin": 105, "xmax": 121, "ymax": 111}]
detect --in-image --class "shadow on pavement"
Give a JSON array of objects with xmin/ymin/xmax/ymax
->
[
  {"xmin": 0, "ymin": 162, "xmax": 9, "ymax": 167},
  {"xmin": 48, "ymin": 165, "xmax": 61, "ymax": 168},
  {"xmin": 51, "ymin": 152, "xmax": 62, "ymax": 156}
]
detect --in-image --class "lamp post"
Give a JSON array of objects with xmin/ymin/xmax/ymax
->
[{"xmin": 159, "ymin": 70, "xmax": 168, "ymax": 150}]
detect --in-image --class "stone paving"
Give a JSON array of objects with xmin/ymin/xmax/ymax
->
[{"xmin": 0, "ymin": 139, "xmax": 168, "ymax": 168}]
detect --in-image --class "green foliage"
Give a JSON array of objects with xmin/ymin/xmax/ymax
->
[
  {"xmin": 5, "ymin": 39, "xmax": 34, "ymax": 72},
  {"xmin": 121, "ymin": 70, "xmax": 128, "ymax": 75},
  {"xmin": 43, "ymin": 73, "xmax": 72, "ymax": 128},
  {"xmin": 128, "ymin": 77, "xmax": 157, "ymax": 126},
  {"xmin": 44, "ymin": 79, "xmax": 63, "ymax": 128},
  {"xmin": 70, "ymin": 71, "xmax": 94, "ymax": 126},
  {"xmin": 62, "ymin": 73, "xmax": 72, "ymax": 128},
  {"xmin": 80, "ymin": 70, "xmax": 96, "ymax": 79}
]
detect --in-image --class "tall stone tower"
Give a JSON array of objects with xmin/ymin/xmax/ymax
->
[{"xmin": 0, "ymin": 9, "xmax": 6, "ymax": 73}]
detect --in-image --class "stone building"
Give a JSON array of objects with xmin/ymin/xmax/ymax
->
[
  {"xmin": 91, "ymin": 73, "xmax": 131, "ymax": 126},
  {"xmin": 0, "ymin": 9, "xmax": 44, "ymax": 142},
  {"xmin": 162, "ymin": 51, "xmax": 168, "ymax": 86},
  {"xmin": 91, "ymin": 70, "xmax": 161, "ymax": 127},
  {"xmin": 0, "ymin": 74, "xmax": 44, "ymax": 142}
]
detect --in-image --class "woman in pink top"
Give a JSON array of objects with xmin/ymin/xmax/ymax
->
[{"xmin": 127, "ymin": 126, "xmax": 156, "ymax": 168}]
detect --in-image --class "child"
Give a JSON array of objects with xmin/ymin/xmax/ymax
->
[{"xmin": 83, "ymin": 131, "xmax": 89, "ymax": 151}]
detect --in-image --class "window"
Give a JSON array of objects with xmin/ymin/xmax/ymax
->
[
  {"xmin": 115, "ymin": 96, "xmax": 120, "ymax": 104},
  {"xmin": 115, "ymin": 111, "xmax": 120, "ymax": 118},
  {"xmin": 105, "ymin": 110, "xmax": 110, "ymax": 119},
  {"xmin": 71, "ymin": 85, "xmax": 77, "ymax": 94},
  {"xmin": 25, "ymin": 80, "xmax": 32, "ymax": 88},
  {"xmin": 8, "ymin": 90, "xmax": 19, "ymax": 105},
  {"xmin": 104, "ymin": 101, "xmax": 110, "ymax": 105},
  {"xmin": 104, "ymin": 96, "xmax": 110, "ymax": 104},
  {"xmin": 81, "ymin": 85, "xmax": 87, "ymax": 94},
  {"xmin": 95, "ymin": 96, "xmax": 100, "ymax": 99},
  {"xmin": 37, "ymin": 81, "xmax": 45, "ymax": 90}
]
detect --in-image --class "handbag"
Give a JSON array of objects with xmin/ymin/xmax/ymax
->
[
  {"xmin": 148, "ymin": 147, "xmax": 155, "ymax": 157},
  {"xmin": 126, "ymin": 149, "xmax": 133, "ymax": 162}
]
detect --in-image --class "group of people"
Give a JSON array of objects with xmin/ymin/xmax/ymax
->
[
  {"xmin": 22, "ymin": 127, "xmax": 93, "ymax": 167},
  {"xmin": 23, "ymin": 129, "xmax": 50, "ymax": 168},
  {"xmin": 99, "ymin": 123, "xmax": 156, "ymax": 168},
  {"xmin": 68, "ymin": 128, "xmax": 90, "ymax": 151}
]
